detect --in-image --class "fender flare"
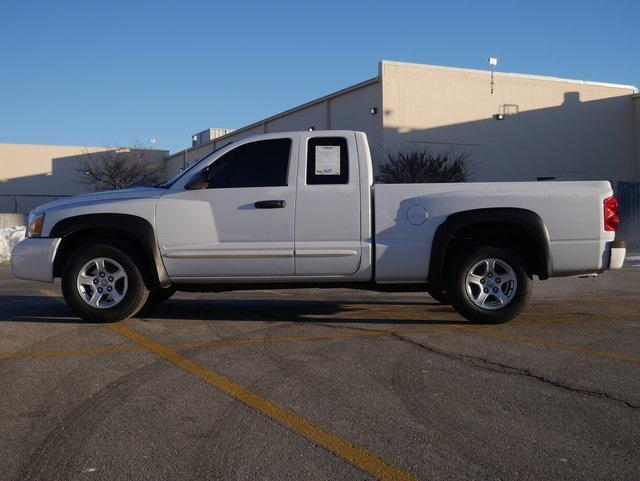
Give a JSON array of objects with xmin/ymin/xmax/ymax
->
[
  {"xmin": 49, "ymin": 213, "xmax": 171, "ymax": 288},
  {"xmin": 427, "ymin": 207, "xmax": 552, "ymax": 283}
]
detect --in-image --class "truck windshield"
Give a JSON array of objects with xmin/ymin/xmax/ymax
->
[{"xmin": 157, "ymin": 142, "xmax": 233, "ymax": 188}]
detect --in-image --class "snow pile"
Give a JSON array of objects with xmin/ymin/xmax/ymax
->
[{"xmin": 0, "ymin": 226, "xmax": 26, "ymax": 262}]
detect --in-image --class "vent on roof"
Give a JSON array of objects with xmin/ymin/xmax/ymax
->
[{"xmin": 192, "ymin": 128, "xmax": 235, "ymax": 147}]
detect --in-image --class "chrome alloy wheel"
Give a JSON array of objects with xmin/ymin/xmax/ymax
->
[
  {"xmin": 76, "ymin": 257, "xmax": 128, "ymax": 309},
  {"xmin": 465, "ymin": 257, "xmax": 517, "ymax": 310}
]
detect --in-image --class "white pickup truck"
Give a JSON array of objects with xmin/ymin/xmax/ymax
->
[{"xmin": 11, "ymin": 131, "xmax": 625, "ymax": 323}]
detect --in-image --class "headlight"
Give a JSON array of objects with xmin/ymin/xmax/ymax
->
[{"xmin": 27, "ymin": 212, "xmax": 45, "ymax": 238}]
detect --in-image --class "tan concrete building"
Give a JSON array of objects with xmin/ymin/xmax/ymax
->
[
  {"xmin": 165, "ymin": 60, "xmax": 639, "ymax": 183},
  {"xmin": 0, "ymin": 143, "xmax": 167, "ymax": 212},
  {"xmin": 635, "ymin": 94, "xmax": 640, "ymax": 175},
  {"xmin": 4, "ymin": 62, "xmax": 636, "ymax": 212}
]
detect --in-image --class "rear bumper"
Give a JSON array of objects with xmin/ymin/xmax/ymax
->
[
  {"xmin": 608, "ymin": 240, "xmax": 626, "ymax": 270},
  {"xmin": 10, "ymin": 238, "xmax": 61, "ymax": 282}
]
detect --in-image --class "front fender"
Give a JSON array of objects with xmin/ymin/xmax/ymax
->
[{"xmin": 49, "ymin": 213, "xmax": 171, "ymax": 288}]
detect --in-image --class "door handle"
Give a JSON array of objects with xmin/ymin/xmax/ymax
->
[{"xmin": 254, "ymin": 200, "xmax": 286, "ymax": 209}]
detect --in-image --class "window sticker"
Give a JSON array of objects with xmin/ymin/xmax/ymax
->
[{"xmin": 315, "ymin": 145, "xmax": 341, "ymax": 175}]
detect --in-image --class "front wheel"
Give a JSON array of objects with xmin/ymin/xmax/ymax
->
[
  {"xmin": 61, "ymin": 243, "xmax": 149, "ymax": 322},
  {"xmin": 446, "ymin": 244, "xmax": 531, "ymax": 324}
]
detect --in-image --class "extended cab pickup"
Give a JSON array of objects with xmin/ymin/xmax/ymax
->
[{"xmin": 11, "ymin": 131, "xmax": 626, "ymax": 323}]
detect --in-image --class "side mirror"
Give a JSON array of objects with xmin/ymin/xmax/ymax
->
[{"xmin": 184, "ymin": 167, "xmax": 209, "ymax": 190}]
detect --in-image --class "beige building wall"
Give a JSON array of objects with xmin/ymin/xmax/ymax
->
[
  {"xmin": 164, "ymin": 60, "xmax": 637, "ymax": 183},
  {"xmin": 329, "ymin": 82, "xmax": 383, "ymax": 161},
  {"xmin": 0, "ymin": 143, "xmax": 167, "ymax": 212},
  {"xmin": 163, "ymin": 79, "xmax": 382, "ymax": 177},
  {"xmin": 635, "ymin": 95, "xmax": 640, "ymax": 179},
  {"xmin": 266, "ymin": 102, "xmax": 326, "ymax": 132},
  {"xmin": 0, "ymin": 143, "xmax": 108, "ymax": 212},
  {"xmin": 381, "ymin": 61, "xmax": 638, "ymax": 182},
  {"xmin": 0, "ymin": 143, "xmax": 106, "ymax": 195}
]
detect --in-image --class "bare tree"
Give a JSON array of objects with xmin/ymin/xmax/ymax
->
[
  {"xmin": 75, "ymin": 147, "xmax": 165, "ymax": 191},
  {"xmin": 376, "ymin": 148, "xmax": 473, "ymax": 183}
]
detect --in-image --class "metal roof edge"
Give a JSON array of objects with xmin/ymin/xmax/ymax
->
[{"xmin": 380, "ymin": 60, "xmax": 638, "ymax": 92}]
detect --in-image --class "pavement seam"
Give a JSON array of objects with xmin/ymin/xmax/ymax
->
[
  {"xmin": 388, "ymin": 332, "xmax": 640, "ymax": 410},
  {"xmin": 307, "ymin": 322, "xmax": 640, "ymax": 409}
]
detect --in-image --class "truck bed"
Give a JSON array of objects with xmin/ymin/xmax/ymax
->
[{"xmin": 373, "ymin": 181, "xmax": 614, "ymax": 282}]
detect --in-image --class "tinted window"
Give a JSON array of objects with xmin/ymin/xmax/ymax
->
[
  {"xmin": 208, "ymin": 139, "xmax": 291, "ymax": 188},
  {"xmin": 306, "ymin": 137, "xmax": 348, "ymax": 185}
]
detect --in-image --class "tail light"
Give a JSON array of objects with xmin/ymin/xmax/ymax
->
[{"xmin": 603, "ymin": 196, "xmax": 619, "ymax": 232}]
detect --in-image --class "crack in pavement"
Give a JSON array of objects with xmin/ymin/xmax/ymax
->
[
  {"xmin": 390, "ymin": 332, "xmax": 640, "ymax": 410},
  {"xmin": 312, "ymin": 321, "xmax": 640, "ymax": 410}
]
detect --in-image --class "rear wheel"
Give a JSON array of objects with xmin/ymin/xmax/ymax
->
[
  {"xmin": 61, "ymin": 243, "xmax": 149, "ymax": 322},
  {"xmin": 446, "ymin": 244, "xmax": 531, "ymax": 324}
]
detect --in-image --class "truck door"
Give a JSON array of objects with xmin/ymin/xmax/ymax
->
[
  {"xmin": 156, "ymin": 135, "xmax": 298, "ymax": 279},
  {"xmin": 294, "ymin": 132, "xmax": 361, "ymax": 276}
]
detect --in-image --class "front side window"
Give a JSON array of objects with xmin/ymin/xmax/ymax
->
[
  {"xmin": 306, "ymin": 137, "xmax": 349, "ymax": 185},
  {"xmin": 208, "ymin": 138, "xmax": 291, "ymax": 188}
]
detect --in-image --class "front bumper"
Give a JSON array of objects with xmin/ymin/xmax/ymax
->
[
  {"xmin": 608, "ymin": 240, "xmax": 626, "ymax": 270},
  {"xmin": 10, "ymin": 237, "xmax": 61, "ymax": 282}
]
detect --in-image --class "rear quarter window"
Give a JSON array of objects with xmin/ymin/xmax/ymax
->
[{"xmin": 306, "ymin": 137, "xmax": 349, "ymax": 185}]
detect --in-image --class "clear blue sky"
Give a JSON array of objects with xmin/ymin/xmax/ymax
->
[{"xmin": 1, "ymin": 0, "xmax": 638, "ymax": 153}]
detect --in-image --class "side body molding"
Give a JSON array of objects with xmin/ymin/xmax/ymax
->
[
  {"xmin": 427, "ymin": 207, "xmax": 552, "ymax": 283},
  {"xmin": 49, "ymin": 213, "xmax": 171, "ymax": 288}
]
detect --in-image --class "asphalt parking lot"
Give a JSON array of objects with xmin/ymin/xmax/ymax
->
[{"xmin": 1, "ymin": 263, "xmax": 639, "ymax": 481}]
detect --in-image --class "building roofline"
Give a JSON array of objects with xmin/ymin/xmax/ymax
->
[
  {"xmin": 164, "ymin": 76, "xmax": 380, "ymax": 160},
  {"xmin": 165, "ymin": 60, "xmax": 638, "ymax": 162},
  {"xmin": 380, "ymin": 60, "xmax": 638, "ymax": 93}
]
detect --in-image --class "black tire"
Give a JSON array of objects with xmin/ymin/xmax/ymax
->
[
  {"xmin": 446, "ymin": 243, "xmax": 531, "ymax": 324},
  {"xmin": 426, "ymin": 287, "xmax": 450, "ymax": 305},
  {"xmin": 145, "ymin": 286, "xmax": 177, "ymax": 306},
  {"xmin": 61, "ymin": 243, "xmax": 149, "ymax": 322}
]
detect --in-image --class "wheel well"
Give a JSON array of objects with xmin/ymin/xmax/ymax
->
[
  {"xmin": 441, "ymin": 221, "xmax": 547, "ymax": 280},
  {"xmin": 53, "ymin": 228, "xmax": 158, "ymax": 287}
]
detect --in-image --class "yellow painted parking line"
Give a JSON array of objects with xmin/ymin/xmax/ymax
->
[
  {"xmin": 109, "ymin": 323, "xmax": 422, "ymax": 481},
  {"xmin": 172, "ymin": 330, "xmax": 388, "ymax": 350},
  {"xmin": 335, "ymin": 307, "xmax": 640, "ymax": 363},
  {"xmin": 536, "ymin": 295, "xmax": 640, "ymax": 310},
  {"xmin": 0, "ymin": 345, "xmax": 139, "ymax": 361},
  {"xmin": 173, "ymin": 326, "xmax": 447, "ymax": 351},
  {"xmin": 39, "ymin": 289, "xmax": 62, "ymax": 300},
  {"xmin": 382, "ymin": 309, "xmax": 640, "ymax": 363},
  {"xmin": 255, "ymin": 289, "xmax": 289, "ymax": 297},
  {"xmin": 338, "ymin": 303, "xmax": 639, "ymax": 326},
  {"xmin": 3, "ymin": 312, "xmax": 638, "ymax": 365},
  {"xmin": 449, "ymin": 325, "xmax": 640, "ymax": 365},
  {"xmin": 571, "ymin": 296, "xmax": 640, "ymax": 309},
  {"xmin": 338, "ymin": 304, "xmax": 454, "ymax": 318},
  {"xmin": 515, "ymin": 312, "xmax": 640, "ymax": 325},
  {"xmin": 12, "ymin": 290, "xmax": 640, "ymax": 366},
  {"xmin": 0, "ymin": 326, "xmax": 444, "ymax": 363},
  {"xmin": 314, "ymin": 319, "xmax": 640, "ymax": 365}
]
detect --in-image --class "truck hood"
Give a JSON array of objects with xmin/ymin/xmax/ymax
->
[{"xmin": 33, "ymin": 187, "xmax": 166, "ymax": 214}]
